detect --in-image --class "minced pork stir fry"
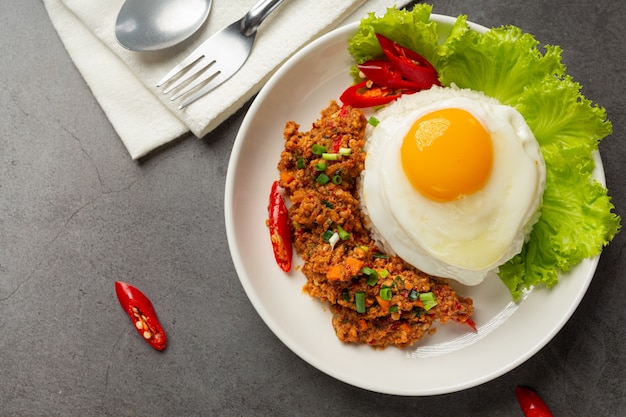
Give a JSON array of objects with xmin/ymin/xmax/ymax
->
[{"xmin": 275, "ymin": 101, "xmax": 474, "ymax": 348}]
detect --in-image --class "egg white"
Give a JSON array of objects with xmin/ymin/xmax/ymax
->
[{"xmin": 360, "ymin": 86, "xmax": 546, "ymax": 286}]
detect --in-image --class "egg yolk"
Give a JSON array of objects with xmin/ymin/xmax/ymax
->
[{"xmin": 401, "ymin": 108, "xmax": 493, "ymax": 202}]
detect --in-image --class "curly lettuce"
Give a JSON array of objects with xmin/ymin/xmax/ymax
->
[{"xmin": 349, "ymin": 5, "xmax": 621, "ymax": 300}]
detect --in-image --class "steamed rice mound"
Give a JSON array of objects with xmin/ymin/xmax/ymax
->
[{"xmin": 276, "ymin": 101, "xmax": 474, "ymax": 348}]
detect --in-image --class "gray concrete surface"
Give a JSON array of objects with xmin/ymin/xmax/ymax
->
[{"xmin": 1, "ymin": 0, "xmax": 624, "ymax": 415}]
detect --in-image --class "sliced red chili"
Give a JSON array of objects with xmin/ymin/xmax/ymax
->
[
  {"xmin": 465, "ymin": 317, "xmax": 478, "ymax": 332},
  {"xmin": 375, "ymin": 33, "xmax": 441, "ymax": 89},
  {"xmin": 337, "ymin": 104, "xmax": 350, "ymax": 118},
  {"xmin": 357, "ymin": 59, "xmax": 422, "ymax": 90},
  {"xmin": 268, "ymin": 181, "xmax": 293, "ymax": 272},
  {"xmin": 340, "ymin": 81, "xmax": 407, "ymax": 108},
  {"xmin": 515, "ymin": 386, "xmax": 554, "ymax": 417},
  {"xmin": 331, "ymin": 135, "xmax": 342, "ymax": 153},
  {"xmin": 341, "ymin": 33, "xmax": 440, "ymax": 109},
  {"xmin": 115, "ymin": 281, "xmax": 167, "ymax": 351}
]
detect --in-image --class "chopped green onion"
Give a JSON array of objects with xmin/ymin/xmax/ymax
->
[
  {"xmin": 378, "ymin": 269, "xmax": 389, "ymax": 279},
  {"xmin": 379, "ymin": 287, "xmax": 392, "ymax": 301},
  {"xmin": 373, "ymin": 253, "xmax": 388, "ymax": 259},
  {"xmin": 328, "ymin": 232, "xmax": 340, "ymax": 249},
  {"xmin": 322, "ymin": 230, "xmax": 334, "ymax": 243},
  {"xmin": 339, "ymin": 147, "xmax": 351, "ymax": 156},
  {"xmin": 362, "ymin": 266, "xmax": 379, "ymax": 286},
  {"xmin": 408, "ymin": 289, "xmax": 419, "ymax": 301},
  {"xmin": 321, "ymin": 200, "xmax": 334, "ymax": 209},
  {"xmin": 419, "ymin": 292, "xmax": 438, "ymax": 311},
  {"xmin": 361, "ymin": 266, "xmax": 376, "ymax": 276},
  {"xmin": 296, "ymin": 158, "xmax": 305, "ymax": 169},
  {"xmin": 314, "ymin": 162, "xmax": 326, "ymax": 171},
  {"xmin": 368, "ymin": 116, "xmax": 380, "ymax": 127},
  {"xmin": 388, "ymin": 305, "xmax": 399, "ymax": 313},
  {"xmin": 342, "ymin": 289, "xmax": 350, "ymax": 302},
  {"xmin": 355, "ymin": 292, "xmax": 366, "ymax": 313},
  {"xmin": 393, "ymin": 276, "xmax": 404, "ymax": 288},
  {"xmin": 316, "ymin": 173, "xmax": 330, "ymax": 185},
  {"xmin": 312, "ymin": 144, "xmax": 326, "ymax": 155},
  {"xmin": 337, "ymin": 225, "xmax": 350, "ymax": 240},
  {"xmin": 332, "ymin": 174, "xmax": 342, "ymax": 185},
  {"xmin": 366, "ymin": 274, "xmax": 378, "ymax": 286},
  {"xmin": 322, "ymin": 153, "xmax": 340, "ymax": 161}
]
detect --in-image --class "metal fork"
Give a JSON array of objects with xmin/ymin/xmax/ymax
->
[{"xmin": 156, "ymin": 0, "xmax": 286, "ymax": 109}]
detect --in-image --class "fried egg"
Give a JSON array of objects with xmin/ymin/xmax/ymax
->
[{"xmin": 360, "ymin": 86, "xmax": 546, "ymax": 285}]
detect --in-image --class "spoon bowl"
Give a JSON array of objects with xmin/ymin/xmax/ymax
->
[{"xmin": 115, "ymin": 0, "xmax": 212, "ymax": 52}]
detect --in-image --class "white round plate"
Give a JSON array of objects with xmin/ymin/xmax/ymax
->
[{"xmin": 224, "ymin": 16, "xmax": 602, "ymax": 396}]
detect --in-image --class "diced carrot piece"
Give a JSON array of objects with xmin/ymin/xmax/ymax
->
[
  {"xmin": 280, "ymin": 171, "xmax": 295, "ymax": 184},
  {"xmin": 326, "ymin": 265, "xmax": 344, "ymax": 281},
  {"xmin": 358, "ymin": 319, "xmax": 368, "ymax": 332},
  {"xmin": 376, "ymin": 295, "xmax": 391, "ymax": 311},
  {"xmin": 345, "ymin": 257, "xmax": 364, "ymax": 275},
  {"xmin": 399, "ymin": 323, "xmax": 411, "ymax": 334}
]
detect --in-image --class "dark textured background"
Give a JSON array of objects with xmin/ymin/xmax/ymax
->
[{"xmin": 1, "ymin": 1, "xmax": 624, "ymax": 415}]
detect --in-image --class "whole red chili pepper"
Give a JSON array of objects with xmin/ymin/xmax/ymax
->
[
  {"xmin": 268, "ymin": 181, "xmax": 292, "ymax": 272},
  {"xmin": 515, "ymin": 386, "xmax": 554, "ymax": 417},
  {"xmin": 115, "ymin": 281, "xmax": 167, "ymax": 351}
]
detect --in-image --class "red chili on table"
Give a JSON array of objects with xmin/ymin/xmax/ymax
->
[
  {"xmin": 515, "ymin": 386, "xmax": 554, "ymax": 417},
  {"xmin": 115, "ymin": 281, "xmax": 167, "ymax": 351},
  {"xmin": 268, "ymin": 181, "xmax": 292, "ymax": 272}
]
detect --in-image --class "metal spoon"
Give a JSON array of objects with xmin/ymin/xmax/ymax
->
[{"xmin": 115, "ymin": 0, "xmax": 212, "ymax": 52}]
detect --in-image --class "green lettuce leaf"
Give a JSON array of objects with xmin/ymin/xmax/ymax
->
[{"xmin": 348, "ymin": 5, "xmax": 621, "ymax": 300}]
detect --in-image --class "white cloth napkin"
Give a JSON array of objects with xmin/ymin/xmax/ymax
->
[{"xmin": 43, "ymin": 0, "xmax": 403, "ymax": 159}]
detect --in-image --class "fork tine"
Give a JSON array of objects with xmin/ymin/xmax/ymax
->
[
  {"xmin": 170, "ymin": 67, "xmax": 220, "ymax": 101},
  {"xmin": 156, "ymin": 52, "xmax": 206, "ymax": 88},
  {"xmin": 177, "ymin": 72, "xmax": 231, "ymax": 109},
  {"xmin": 162, "ymin": 58, "xmax": 214, "ymax": 94}
]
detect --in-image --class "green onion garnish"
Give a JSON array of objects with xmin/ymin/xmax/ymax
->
[
  {"xmin": 312, "ymin": 144, "xmax": 326, "ymax": 155},
  {"xmin": 366, "ymin": 274, "xmax": 378, "ymax": 286},
  {"xmin": 322, "ymin": 153, "xmax": 340, "ymax": 161},
  {"xmin": 388, "ymin": 305, "xmax": 399, "ymax": 313},
  {"xmin": 316, "ymin": 173, "xmax": 330, "ymax": 185},
  {"xmin": 419, "ymin": 292, "xmax": 438, "ymax": 311},
  {"xmin": 373, "ymin": 253, "xmax": 388, "ymax": 259},
  {"xmin": 342, "ymin": 289, "xmax": 350, "ymax": 302},
  {"xmin": 332, "ymin": 174, "xmax": 342, "ymax": 185},
  {"xmin": 361, "ymin": 266, "xmax": 376, "ymax": 276},
  {"xmin": 339, "ymin": 147, "xmax": 351, "ymax": 156},
  {"xmin": 408, "ymin": 289, "xmax": 419, "ymax": 301},
  {"xmin": 337, "ymin": 225, "xmax": 350, "ymax": 240},
  {"xmin": 393, "ymin": 276, "xmax": 404, "ymax": 288},
  {"xmin": 368, "ymin": 116, "xmax": 380, "ymax": 126},
  {"xmin": 322, "ymin": 230, "xmax": 334, "ymax": 243},
  {"xmin": 378, "ymin": 269, "xmax": 389, "ymax": 279},
  {"xmin": 296, "ymin": 158, "xmax": 305, "ymax": 169},
  {"xmin": 355, "ymin": 292, "xmax": 366, "ymax": 313},
  {"xmin": 321, "ymin": 200, "xmax": 334, "ymax": 209},
  {"xmin": 328, "ymin": 232, "xmax": 340, "ymax": 249},
  {"xmin": 379, "ymin": 287, "xmax": 392, "ymax": 301},
  {"xmin": 362, "ymin": 266, "xmax": 378, "ymax": 286},
  {"xmin": 314, "ymin": 163, "xmax": 326, "ymax": 171}
]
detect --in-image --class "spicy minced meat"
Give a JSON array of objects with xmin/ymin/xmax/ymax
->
[{"xmin": 276, "ymin": 100, "xmax": 473, "ymax": 348}]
